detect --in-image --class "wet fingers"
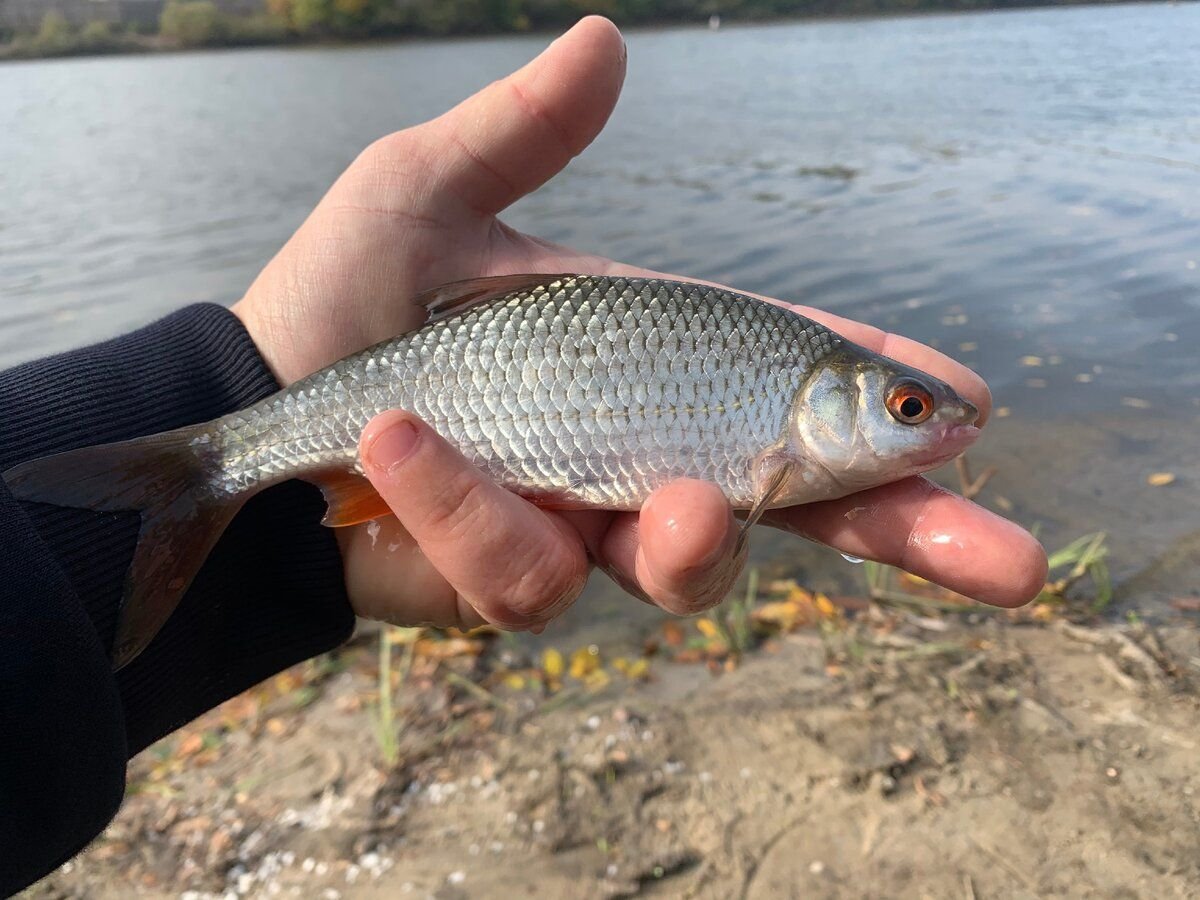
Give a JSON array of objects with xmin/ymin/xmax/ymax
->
[{"xmin": 359, "ymin": 411, "xmax": 589, "ymax": 629}]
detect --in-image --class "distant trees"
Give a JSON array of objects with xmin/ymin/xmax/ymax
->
[
  {"xmin": 159, "ymin": 0, "xmax": 221, "ymax": 45},
  {"xmin": 34, "ymin": 11, "xmax": 72, "ymax": 51},
  {"xmin": 0, "ymin": 0, "xmax": 1157, "ymax": 60}
]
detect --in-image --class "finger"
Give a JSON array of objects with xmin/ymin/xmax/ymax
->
[
  {"xmin": 762, "ymin": 477, "xmax": 1048, "ymax": 608},
  {"xmin": 586, "ymin": 480, "xmax": 743, "ymax": 616},
  {"xmin": 338, "ymin": 516, "xmax": 489, "ymax": 631},
  {"xmin": 423, "ymin": 15, "xmax": 626, "ymax": 218},
  {"xmin": 360, "ymin": 410, "xmax": 589, "ymax": 629}
]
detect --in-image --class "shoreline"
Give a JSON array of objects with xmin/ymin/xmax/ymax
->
[
  {"xmin": 1, "ymin": 0, "xmax": 1183, "ymax": 65},
  {"xmin": 29, "ymin": 599, "xmax": 1200, "ymax": 898}
]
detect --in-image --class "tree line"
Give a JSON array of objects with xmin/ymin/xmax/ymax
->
[{"xmin": 2, "ymin": 0, "xmax": 1146, "ymax": 59}]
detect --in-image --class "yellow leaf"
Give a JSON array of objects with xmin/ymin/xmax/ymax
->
[
  {"xmin": 273, "ymin": 672, "xmax": 301, "ymax": 695},
  {"xmin": 1148, "ymin": 472, "xmax": 1176, "ymax": 487},
  {"xmin": 1031, "ymin": 602, "xmax": 1057, "ymax": 623},
  {"xmin": 785, "ymin": 584, "xmax": 814, "ymax": 604},
  {"xmin": 696, "ymin": 619, "xmax": 720, "ymax": 639},
  {"xmin": 569, "ymin": 646, "xmax": 600, "ymax": 680},
  {"xmin": 542, "ymin": 648, "xmax": 564, "ymax": 679},
  {"xmin": 751, "ymin": 601, "xmax": 799, "ymax": 631},
  {"xmin": 610, "ymin": 656, "xmax": 630, "ymax": 674},
  {"xmin": 1019, "ymin": 355, "xmax": 1043, "ymax": 367},
  {"xmin": 504, "ymin": 674, "xmax": 526, "ymax": 690},
  {"xmin": 626, "ymin": 659, "xmax": 650, "ymax": 680},
  {"xmin": 814, "ymin": 593, "xmax": 837, "ymax": 619},
  {"xmin": 584, "ymin": 668, "xmax": 611, "ymax": 691}
]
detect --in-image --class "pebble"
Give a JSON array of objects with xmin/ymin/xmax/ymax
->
[
  {"xmin": 447, "ymin": 871, "xmax": 467, "ymax": 885},
  {"xmin": 810, "ymin": 861, "xmax": 826, "ymax": 875}
]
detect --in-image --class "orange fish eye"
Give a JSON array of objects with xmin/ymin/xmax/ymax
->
[{"xmin": 886, "ymin": 380, "xmax": 935, "ymax": 425}]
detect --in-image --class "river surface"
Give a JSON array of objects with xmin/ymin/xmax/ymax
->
[{"xmin": 2, "ymin": 3, "xmax": 1197, "ymax": 633}]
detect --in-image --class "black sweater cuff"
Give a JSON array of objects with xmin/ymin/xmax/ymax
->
[{"xmin": 0, "ymin": 303, "xmax": 354, "ymax": 752}]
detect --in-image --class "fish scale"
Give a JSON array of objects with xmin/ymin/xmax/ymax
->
[{"xmin": 210, "ymin": 276, "xmax": 839, "ymax": 506}]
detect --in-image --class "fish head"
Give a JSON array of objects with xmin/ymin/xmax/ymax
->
[{"xmin": 784, "ymin": 349, "xmax": 980, "ymax": 499}]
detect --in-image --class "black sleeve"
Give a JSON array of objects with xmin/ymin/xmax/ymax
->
[{"xmin": 0, "ymin": 305, "xmax": 356, "ymax": 894}]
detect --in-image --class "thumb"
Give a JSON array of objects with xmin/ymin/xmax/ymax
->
[{"xmin": 422, "ymin": 15, "xmax": 627, "ymax": 219}]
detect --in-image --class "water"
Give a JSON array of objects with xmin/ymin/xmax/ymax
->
[{"xmin": 2, "ymin": 4, "xmax": 1198, "ymax": 629}]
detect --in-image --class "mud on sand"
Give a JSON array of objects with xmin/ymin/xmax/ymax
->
[{"xmin": 27, "ymin": 612, "xmax": 1200, "ymax": 899}]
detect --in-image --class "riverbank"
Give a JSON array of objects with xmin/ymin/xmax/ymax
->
[
  {"xmin": 25, "ymin": 581, "xmax": 1200, "ymax": 898},
  {"xmin": 0, "ymin": 0, "xmax": 1174, "ymax": 63}
]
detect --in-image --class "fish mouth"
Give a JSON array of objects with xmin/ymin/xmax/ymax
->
[{"xmin": 911, "ymin": 424, "xmax": 981, "ymax": 468}]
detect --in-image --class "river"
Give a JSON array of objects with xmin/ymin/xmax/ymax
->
[{"xmin": 2, "ymin": 3, "xmax": 1197, "ymax": 635}]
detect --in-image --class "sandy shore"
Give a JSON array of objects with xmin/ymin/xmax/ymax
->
[{"xmin": 25, "ymin": 595, "xmax": 1200, "ymax": 899}]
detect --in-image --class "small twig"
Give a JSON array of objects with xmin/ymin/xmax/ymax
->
[
  {"xmin": 945, "ymin": 652, "xmax": 988, "ymax": 685},
  {"xmin": 443, "ymin": 671, "xmax": 511, "ymax": 711},
  {"xmin": 1055, "ymin": 622, "xmax": 1166, "ymax": 685},
  {"xmin": 968, "ymin": 836, "xmax": 1038, "ymax": 892},
  {"xmin": 962, "ymin": 873, "xmax": 977, "ymax": 900},
  {"xmin": 955, "ymin": 454, "xmax": 998, "ymax": 501},
  {"xmin": 872, "ymin": 591, "xmax": 995, "ymax": 614},
  {"xmin": 1095, "ymin": 654, "xmax": 1141, "ymax": 693}
]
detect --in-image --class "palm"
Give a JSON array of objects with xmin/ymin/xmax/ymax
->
[{"xmin": 235, "ymin": 17, "xmax": 1046, "ymax": 629}]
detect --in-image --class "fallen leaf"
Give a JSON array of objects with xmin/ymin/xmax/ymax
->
[
  {"xmin": 415, "ymin": 637, "xmax": 485, "ymax": 659},
  {"xmin": 569, "ymin": 645, "xmax": 601, "ymax": 680},
  {"xmin": 542, "ymin": 648, "xmax": 564, "ymax": 680},
  {"xmin": 662, "ymin": 621, "xmax": 686, "ymax": 647},
  {"xmin": 751, "ymin": 601, "xmax": 801, "ymax": 632},
  {"xmin": 1019, "ymin": 355, "xmax": 1044, "ymax": 367},
  {"xmin": 1147, "ymin": 472, "xmax": 1176, "ymax": 487},
  {"xmin": 176, "ymin": 732, "xmax": 203, "ymax": 758},
  {"xmin": 696, "ymin": 619, "xmax": 720, "ymax": 640}
]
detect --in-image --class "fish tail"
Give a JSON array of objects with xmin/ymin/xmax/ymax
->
[{"xmin": 3, "ymin": 426, "xmax": 245, "ymax": 670}]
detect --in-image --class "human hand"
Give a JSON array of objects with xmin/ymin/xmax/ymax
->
[{"xmin": 232, "ymin": 17, "xmax": 1047, "ymax": 631}]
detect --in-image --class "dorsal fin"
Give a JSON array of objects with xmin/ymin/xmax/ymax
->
[{"xmin": 410, "ymin": 273, "xmax": 578, "ymax": 326}]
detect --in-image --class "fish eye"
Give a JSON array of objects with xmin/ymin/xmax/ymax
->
[{"xmin": 886, "ymin": 380, "xmax": 935, "ymax": 425}]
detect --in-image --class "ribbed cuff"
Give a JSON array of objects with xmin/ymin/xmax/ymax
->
[{"xmin": 1, "ymin": 304, "xmax": 354, "ymax": 754}]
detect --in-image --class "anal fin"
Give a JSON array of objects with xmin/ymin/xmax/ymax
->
[{"xmin": 314, "ymin": 471, "xmax": 392, "ymax": 527}]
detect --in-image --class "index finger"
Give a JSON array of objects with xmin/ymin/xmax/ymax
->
[{"xmin": 763, "ymin": 476, "xmax": 1047, "ymax": 608}]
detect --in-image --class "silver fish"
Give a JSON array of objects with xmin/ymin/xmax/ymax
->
[{"xmin": 3, "ymin": 274, "xmax": 979, "ymax": 667}]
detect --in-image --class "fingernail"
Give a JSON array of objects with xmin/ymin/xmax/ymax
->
[{"xmin": 367, "ymin": 418, "xmax": 420, "ymax": 475}]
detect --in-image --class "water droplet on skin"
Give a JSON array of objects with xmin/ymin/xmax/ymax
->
[{"xmin": 841, "ymin": 552, "xmax": 865, "ymax": 565}]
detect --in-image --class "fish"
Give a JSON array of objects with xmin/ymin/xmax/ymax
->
[{"xmin": 3, "ymin": 274, "xmax": 979, "ymax": 668}]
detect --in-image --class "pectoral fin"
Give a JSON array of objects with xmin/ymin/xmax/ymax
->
[{"xmin": 734, "ymin": 451, "xmax": 796, "ymax": 558}]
